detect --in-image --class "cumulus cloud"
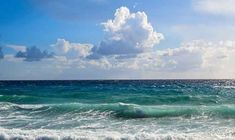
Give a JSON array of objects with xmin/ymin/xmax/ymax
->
[
  {"xmin": 159, "ymin": 40, "xmax": 235, "ymax": 75},
  {"xmin": 2, "ymin": 6, "xmax": 235, "ymax": 79},
  {"xmin": 89, "ymin": 40, "xmax": 234, "ymax": 75},
  {"xmin": 92, "ymin": 40, "xmax": 235, "ymax": 77},
  {"xmin": 193, "ymin": 0, "xmax": 235, "ymax": 16},
  {"xmin": 0, "ymin": 47, "xmax": 4, "ymax": 59},
  {"xmin": 91, "ymin": 7, "xmax": 164, "ymax": 57},
  {"xmin": 51, "ymin": 38, "xmax": 93, "ymax": 59},
  {"xmin": 1, "ymin": 40, "xmax": 235, "ymax": 79},
  {"xmin": 15, "ymin": 46, "xmax": 54, "ymax": 62}
]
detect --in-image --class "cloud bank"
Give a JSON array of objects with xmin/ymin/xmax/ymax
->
[{"xmin": 2, "ymin": 40, "xmax": 235, "ymax": 79}]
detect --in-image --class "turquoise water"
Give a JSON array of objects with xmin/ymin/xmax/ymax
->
[{"xmin": 0, "ymin": 80, "xmax": 235, "ymax": 139}]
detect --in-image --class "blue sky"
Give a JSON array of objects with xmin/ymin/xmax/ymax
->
[
  {"xmin": 0, "ymin": 0, "xmax": 203, "ymax": 48},
  {"xmin": 0, "ymin": 0, "xmax": 231, "ymax": 49},
  {"xmin": 0, "ymin": 0, "xmax": 235, "ymax": 79}
]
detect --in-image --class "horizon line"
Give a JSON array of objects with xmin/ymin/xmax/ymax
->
[{"xmin": 0, "ymin": 79, "xmax": 234, "ymax": 81}]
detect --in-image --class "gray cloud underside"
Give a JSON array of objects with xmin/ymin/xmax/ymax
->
[
  {"xmin": 0, "ymin": 47, "xmax": 4, "ymax": 59},
  {"xmin": 15, "ymin": 46, "xmax": 54, "ymax": 61}
]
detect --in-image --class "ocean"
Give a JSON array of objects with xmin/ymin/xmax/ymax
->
[{"xmin": 0, "ymin": 80, "xmax": 234, "ymax": 140}]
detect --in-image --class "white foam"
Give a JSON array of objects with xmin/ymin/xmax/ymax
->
[
  {"xmin": 0, "ymin": 127, "xmax": 234, "ymax": 140},
  {"xmin": 213, "ymin": 85, "xmax": 235, "ymax": 89}
]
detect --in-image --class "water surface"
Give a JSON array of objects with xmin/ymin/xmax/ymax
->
[{"xmin": 0, "ymin": 80, "xmax": 235, "ymax": 139}]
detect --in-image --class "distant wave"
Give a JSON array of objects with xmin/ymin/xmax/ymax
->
[
  {"xmin": 0, "ymin": 94, "xmax": 229, "ymax": 105},
  {"xmin": 213, "ymin": 85, "xmax": 235, "ymax": 89},
  {"xmin": 1, "ymin": 102, "xmax": 235, "ymax": 119}
]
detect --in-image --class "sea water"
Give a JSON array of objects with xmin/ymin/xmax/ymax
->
[{"xmin": 0, "ymin": 80, "xmax": 234, "ymax": 140}]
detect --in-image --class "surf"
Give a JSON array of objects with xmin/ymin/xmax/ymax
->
[{"xmin": 1, "ymin": 102, "xmax": 235, "ymax": 119}]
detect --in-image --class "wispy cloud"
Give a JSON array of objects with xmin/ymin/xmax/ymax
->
[
  {"xmin": 193, "ymin": 0, "xmax": 235, "ymax": 16},
  {"xmin": 29, "ymin": 0, "xmax": 123, "ymax": 21},
  {"xmin": 171, "ymin": 24, "xmax": 235, "ymax": 41},
  {"xmin": 6, "ymin": 44, "xmax": 26, "ymax": 52}
]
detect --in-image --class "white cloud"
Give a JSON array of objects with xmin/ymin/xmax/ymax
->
[
  {"xmin": 92, "ymin": 7, "xmax": 164, "ymax": 56},
  {"xmin": 0, "ymin": 55, "xmax": 65, "ymax": 80},
  {"xmin": 1, "ymin": 40, "xmax": 235, "ymax": 79},
  {"xmin": 1, "ymin": 6, "xmax": 235, "ymax": 79},
  {"xmin": 51, "ymin": 38, "xmax": 93, "ymax": 58},
  {"xmin": 92, "ymin": 40, "xmax": 235, "ymax": 78},
  {"xmin": 193, "ymin": 0, "xmax": 235, "ymax": 16},
  {"xmin": 160, "ymin": 40, "xmax": 235, "ymax": 78},
  {"xmin": 91, "ymin": 40, "xmax": 235, "ymax": 78}
]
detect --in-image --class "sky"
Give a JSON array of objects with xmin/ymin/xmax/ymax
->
[{"xmin": 0, "ymin": 0, "xmax": 235, "ymax": 80}]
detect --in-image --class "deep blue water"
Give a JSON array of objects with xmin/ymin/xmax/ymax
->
[{"xmin": 0, "ymin": 80, "xmax": 234, "ymax": 139}]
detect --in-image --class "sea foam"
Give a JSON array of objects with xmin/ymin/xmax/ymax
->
[{"xmin": 0, "ymin": 127, "xmax": 235, "ymax": 140}]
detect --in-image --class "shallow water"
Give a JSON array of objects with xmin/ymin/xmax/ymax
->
[{"xmin": 0, "ymin": 80, "xmax": 235, "ymax": 140}]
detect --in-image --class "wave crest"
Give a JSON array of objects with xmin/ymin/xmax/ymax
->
[{"xmin": 1, "ymin": 102, "xmax": 235, "ymax": 119}]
